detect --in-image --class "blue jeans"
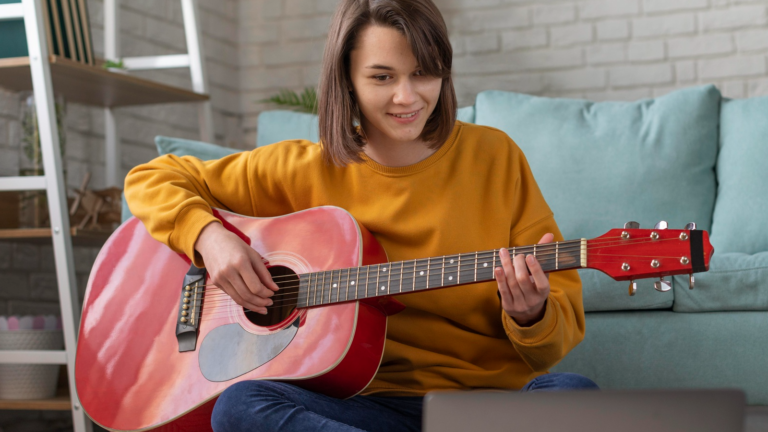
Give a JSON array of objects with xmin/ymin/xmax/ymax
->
[{"xmin": 211, "ymin": 373, "xmax": 598, "ymax": 432}]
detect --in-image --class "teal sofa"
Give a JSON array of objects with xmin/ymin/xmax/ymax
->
[{"xmin": 124, "ymin": 84, "xmax": 768, "ymax": 405}]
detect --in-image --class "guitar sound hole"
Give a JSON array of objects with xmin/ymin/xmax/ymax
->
[{"xmin": 245, "ymin": 265, "xmax": 299, "ymax": 327}]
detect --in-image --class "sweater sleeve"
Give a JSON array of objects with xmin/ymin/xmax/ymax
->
[
  {"xmin": 124, "ymin": 151, "xmax": 260, "ymax": 267},
  {"xmin": 500, "ymin": 145, "xmax": 586, "ymax": 373}
]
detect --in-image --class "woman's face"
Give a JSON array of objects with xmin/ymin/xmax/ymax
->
[{"xmin": 349, "ymin": 25, "xmax": 442, "ymax": 148}]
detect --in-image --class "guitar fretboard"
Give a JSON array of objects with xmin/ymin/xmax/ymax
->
[{"xmin": 296, "ymin": 239, "xmax": 586, "ymax": 307}]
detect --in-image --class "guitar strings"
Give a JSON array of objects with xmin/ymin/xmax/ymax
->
[
  {"xmin": 176, "ymin": 236, "xmax": 697, "ymax": 315},
  {"xmin": 202, "ymin": 234, "xmax": 691, "ymax": 284},
  {"xmin": 192, "ymin": 236, "xmax": 687, "ymax": 301}
]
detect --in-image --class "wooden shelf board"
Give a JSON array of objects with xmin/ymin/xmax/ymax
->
[
  {"xmin": 0, "ymin": 55, "xmax": 209, "ymax": 107},
  {"xmin": 0, "ymin": 387, "xmax": 71, "ymax": 411},
  {"xmin": 0, "ymin": 227, "xmax": 112, "ymax": 247}
]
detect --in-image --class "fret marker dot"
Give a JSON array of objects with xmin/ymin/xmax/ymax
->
[
  {"xmin": 351, "ymin": 281, "xmax": 355, "ymax": 285},
  {"xmin": 383, "ymin": 268, "xmax": 387, "ymax": 272},
  {"xmin": 333, "ymin": 284, "xmax": 337, "ymax": 288},
  {"xmin": 483, "ymin": 263, "xmax": 488, "ymax": 267},
  {"xmin": 450, "ymin": 259, "xmax": 454, "ymax": 264},
  {"xmin": 380, "ymin": 286, "xmax": 385, "ymax": 290},
  {"xmin": 420, "ymin": 271, "xmax": 424, "ymax": 276},
  {"xmin": 449, "ymin": 276, "xmax": 453, "ymax": 281}
]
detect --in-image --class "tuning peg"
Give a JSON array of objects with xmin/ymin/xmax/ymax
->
[
  {"xmin": 689, "ymin": 274, "xmax": 695, "ymax": 290},
  {"xmin": 624, "ymin": 221, "xmax": 640, "ymax": 229},
  {"xmin": 628, "ymin": 280, "xmax": 637, "ymax": 296},
  {"xmin": 685, "ymin": 222, "xmax": 697, "ymax": 230},
  {"xmin": 654, "ymin": 221, "xmax": 668, "ymax": 230},
  {"xmin": 654, "ymin": 277, "xmax": 672, "ymax": 292}
]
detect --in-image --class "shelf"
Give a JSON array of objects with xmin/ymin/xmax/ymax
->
[
  {"xmin": 0, "ymin": 226, "xmax": 113, "ymax": 247},
  {"xmin": 0, "ymin": 55, "xmax": 209, "ymax": 107},
  {"xmin": 0, "ymin": 387, "xmax": 71, "ymax": 411}
]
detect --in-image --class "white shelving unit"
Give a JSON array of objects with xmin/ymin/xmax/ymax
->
[{"xmin": 0, "ymin": 0, "xmax": 212, "ymax": 430}]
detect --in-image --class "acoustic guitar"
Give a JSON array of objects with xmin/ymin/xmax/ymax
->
[{"xmin": 74, "ymin": 206, "xmax": 713, "ymax": 431}]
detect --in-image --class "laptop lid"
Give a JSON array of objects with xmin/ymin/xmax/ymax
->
[{"xmin": 424, "ymin": 389, "xmax": 745, "ymax": 432}]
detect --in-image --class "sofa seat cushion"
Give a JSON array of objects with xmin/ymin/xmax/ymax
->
[
  {"xmin": 474, "ymin": 85, "xmax": 721, "ymax": 311},
  {"xmin": 710, "ymin": 97, "xmax": 768, "ymax": 255},
  {"xmin": 257, "ymin": 110, "xmax": 319, "ymax": 147},
  {"xmin": 672, "ymin": 252, "xmax": 768, "ymax": 312},
  {"xmin": 552, "ymin": 311, "xmax": 768, "ymax": 405}
]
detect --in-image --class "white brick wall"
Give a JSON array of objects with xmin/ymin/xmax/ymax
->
[{"xmin": 239, "ymin": 0, "xmax": 768, "ymax": 134}]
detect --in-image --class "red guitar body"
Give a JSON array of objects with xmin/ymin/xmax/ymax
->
[{"xmin": 75, "ymin": 207, "xmax": 392, "ymax": 431}]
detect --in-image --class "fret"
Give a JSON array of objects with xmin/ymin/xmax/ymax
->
[
  {"xmin": 319, "ymin": 271, "xmax": 325, "ymax": 306},
  {"xmin": 375, "ymin": 264, "xmax": 383, "ymax": 296},
  {"xmin": 400, "ymin": 260, "xmax": 415, "ymax": 293},
  {"xmin": 305, "ymin": 273, "xmax": 311, "ymax": 307},
  {"xmin": 385, "ymin": 264, "xmax": 391, "ymax": 295},
  {"xmin": 353, "ymin": 267, "xmax": 360, "ymax": 300},
  {"xmin": 400, "ymin": 261, "xmax": 413, "ymax": 292},
  {"xmin": 426, "ymin": 257, "xmax": 431, "ymax": 289},
  {"xmin": 444, "ymin": 254, "xmax": 458, "ymax": 286},
  {"xmin": 533, "ymin": 244, "xmax": 536, "ymax": 258},
  {"xmin": 556, "ymin": 242, "xmax": 559, "ymax": 270},
  {"xmin": 414, "ymin": 258, "xmax": 429, "ymax": 291},
  {"xmin": 492, "ymin": 250, "xmax": 497, "ymax": 279},
  {"xmin": 367, "ymin": 264, "xmax": 377, "ymax": 298},
  {"xmin": 459, "ymin": 252, "xmax": 475, "ymax": 283},
  {"xmin": 441, "ymin": 256, "xmax": 445, "ymax": 286},
  {"xmin": 330, "ymin": 269, "xmax": 337, "ymax": 304},
  {"xmin": 341, "ymin": 268, "xmax": 350, "ymax": 301},
  {"xmin": 388, "ymin": 262, "xmax": 401, "ymax": 294},
  {"xmin": 428, "ymin": 257, "xmax": 442, "ymax": 289},
  {"xmin": 476, "ymin": 251, "xmax": 495, "ymax": 281}
]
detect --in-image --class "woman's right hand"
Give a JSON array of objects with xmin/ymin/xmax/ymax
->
[{"xmin": 194, "ymin": 222, "xmax": 279, "ymax": 314}]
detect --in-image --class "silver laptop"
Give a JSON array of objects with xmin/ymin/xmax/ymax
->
[{"xmin": 424, "ymin": 389, "xmax": 745, "ymax": 432}]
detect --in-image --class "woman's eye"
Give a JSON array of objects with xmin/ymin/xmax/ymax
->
[
  {"xmin": 414, "ymin": 70, "xmax": 424, "ymax": 76},
  {"xmin": 373, "ymin": 75, "xmax": 389, "ymax": 81}
]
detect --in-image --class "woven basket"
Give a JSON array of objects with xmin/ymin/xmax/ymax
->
[{"xmin": 0, "ymin": 330, "xmax": 63, "ymax": 399}]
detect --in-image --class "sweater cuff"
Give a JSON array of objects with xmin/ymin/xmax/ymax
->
[
  {"xmin": 502, "ymin": 297, "xmax": 557, "ymax": 346},
  {"xmin": 169, "ymin": 205, "xmax": 221, "ymax": 268}
]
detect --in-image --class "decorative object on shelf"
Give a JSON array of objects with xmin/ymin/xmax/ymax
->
[
  {"xmin": 261, "ymin": 87, "xmax": 318, "ymax": 114},
  {"xmin": 101, "ymin": 58, "xmax": 126, "ymax": 70},
  {"xmin": 0, "ymin": 315, "xmax": 63, "ymax": 400},
  {"xmin": 69, "ymin": 172, "xmax": 122, "ymax": 231},
  {"xmin": 17, "ymin": 90, "xmax": 66, "ymax": 229},
  {"xmin": 0, "ymin": 0, "xmax": 94, "ymax": 64}
]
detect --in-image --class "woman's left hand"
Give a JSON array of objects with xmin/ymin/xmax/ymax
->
[{"xmin": 495, "ymin": 233, "xmax": 554, "ymax": 327}]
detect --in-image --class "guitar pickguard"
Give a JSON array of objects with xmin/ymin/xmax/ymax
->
[{"xmin": 198, "ymin": 317, "xmax": 300, "ymax": 382}]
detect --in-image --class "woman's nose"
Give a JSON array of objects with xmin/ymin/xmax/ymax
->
[{"xmin": 393, "ymin": 78, "xmax": 417, "ymax": 106}]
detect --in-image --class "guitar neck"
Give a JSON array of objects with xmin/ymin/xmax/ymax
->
[{"xmin": 296, "ymin": 239, "xmax": 586, "ymax": 307}]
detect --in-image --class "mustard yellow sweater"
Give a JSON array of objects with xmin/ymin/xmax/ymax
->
[{"xmin": 125, "ymin": 121, "xmax": 585, "ymax": 396}]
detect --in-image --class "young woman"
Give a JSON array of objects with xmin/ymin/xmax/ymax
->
[{"xmin": 125, "ymin": 0, "xmax": 597, "ymax": 431}]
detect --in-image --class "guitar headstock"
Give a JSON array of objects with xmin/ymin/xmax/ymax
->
[{"xmin": 586, "ymin": 221, "xmax": 714, "ymax": 296}]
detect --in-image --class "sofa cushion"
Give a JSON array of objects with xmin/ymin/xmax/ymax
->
[
  {"xmin": 257, "ymin": 110, "xmax": 319, "ymax": 147},
  {"xmin": 474, "ymin": 85, "xmax": 721, "ymax": 311},
  {"xmin": 672, "ymin": 252, "xmax": 768, "ymax": 312},
  {"xmin": 552, "ymin": 311, "xmax": 768, "ymax": 405},
  {"xmin": 154, "ymin": 135, "xmax": 238, "ymax": 160},
  {"xmin": 710, "ymin": 97, "xmax": 768, "ymax": 255}
]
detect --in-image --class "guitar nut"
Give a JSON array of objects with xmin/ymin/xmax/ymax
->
[
  {"xmin": 680, "ymin": 233, "xmax": 689, "ymax": 240},
  {"xmin": 621, "ymin": 231, "xmax": 630, "ymax": 239},
  {"xmin": 651, "ymin": 232, "xmax": 659, "ymax": 240},
  {"xmin": 651, "ymin": 259, "xmax": 660, "ymax": 268},
  {"xmin": 681, "ymin": 256, "xmax": 690, "ymax": 265},
  {"xmin": 621, "ymin": 263, "xmax": 630, "ymax": 271}
]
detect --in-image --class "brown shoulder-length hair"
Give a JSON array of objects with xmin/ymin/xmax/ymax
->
[{"xmin": 318, "ymin": 0, "xmax": 457, "ymax": 166}]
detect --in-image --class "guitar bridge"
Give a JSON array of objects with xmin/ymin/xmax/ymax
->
[{"xmin": 176, "ymin": 264, "xmax": 207, "ymax": 352}]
